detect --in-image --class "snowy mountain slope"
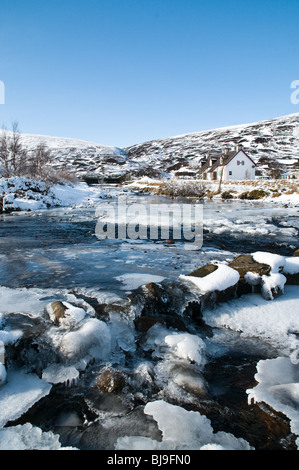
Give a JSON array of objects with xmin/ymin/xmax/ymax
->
[
  {"xmin": 126, "ymin": 113, "xmax": 299, "ymax": 177},
  {"xmin": 5, "ymin": 113, "xmax": 299, "ymax": 180},
  {"xmin": 2, "ymin": 131, "xmax": 130, "ymax": 181}
]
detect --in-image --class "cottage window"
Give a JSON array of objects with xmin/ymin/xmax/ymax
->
[
  {"xmin": 237, "ymin": 161, "xmax": 240, "ymax": 165},
  {"xmin": 229, "ymin": 171, "xmax": 232, "ymax": 176},
  {"xmin": 242, "ymin": 161, "xmax": 245, "ymax": 165}
]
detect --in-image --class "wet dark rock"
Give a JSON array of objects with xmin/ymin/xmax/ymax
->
[
  {"xmin": 48, "ymin": 301, "xmax": 67, "ymax": 323},
  {"xmin": 284, "ymin": 272, "xmax": 299, "ymax": 285},
  {"xmin": 187, "ymin": 264, "xmax": 218, "ymax": 278},
  {"xmin": 133, "ymin": 280, "xmax": 192, "ymax": 332},
  {"xmin": 228, "ymin": 254, "xmax": 270, "ymax": 296},
  {"xmin": 228, "ymin": 254, "xmax": 271, "ymax": 279},
  {"xmin": 170, "ymin": 363, "xmax": 209, "ymax": 398},
  {"xmin": 134, "ymin": 315, "xmax": 164, "ymax": 333},
  {"xmin": 201, "ymin": 355, "xmax": 297, "ymax": 450},
  {"xmin": 145, "ymin": 282, "xmax": 166, "ymax": 301},
  {"xmin": 3, "ymin": 313, "xmax": 58, "ymax": 373},
  {"xmin": 182, "ymin": 300, "xmax": 203, "ymax": 323},
  {"xmin": 95, "ymin": 368, "xmax": 126, "ymax": 393}
]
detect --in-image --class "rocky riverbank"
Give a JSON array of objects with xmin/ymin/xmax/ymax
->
[{"xmin": 0, "ymin": 249, "xmax": 298, "ymax": 450}]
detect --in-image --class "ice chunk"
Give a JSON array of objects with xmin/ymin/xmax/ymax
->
[
  {"xmin": 0, "ymin": 286, "xmax": 53, "ymax": 316},
  {"xmin": 42, "ymin": 364, "xmax": 79, "ymax": 387},
  {"xmin": 60, "ymin": 318, "xmax": 112, "ymax": 362},
  {"xmin": 0, "ymin": 370, "xmax": 52, "ymax": 428},
  {"xmin": 116, "ymin": 400, "xmax": 252, "ymax": 450},
  {"xmin": 108, "ymin": 312, "xmax": 136, "ymax": 353},
  {"xmin": 0, "ymin": 423, "xmax": 77, "ymax": 450}
]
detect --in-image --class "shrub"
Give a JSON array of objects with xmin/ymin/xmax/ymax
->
[
  {"xmin": 239, "ymin": 189, "xmax": 269, "ymax": 200},
  {"xmin": 156, "ymin": 180, "xmax": 206, "ymax": 198},
  {"xmin": 221, "ymin": 191, "xmax": 234, "ymax": 199}
]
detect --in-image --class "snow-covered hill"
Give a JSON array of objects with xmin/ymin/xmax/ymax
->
[
  {"xmin": 10, "ymin": 132, "xmax": 130, "ymax": 182},
  {"xmin": 8, "ymin": 113, "xmax": 299, "ymax": 181},
  {"xmin": 126, "ymin": 113, "xmax": 299, "ymax": 178}
]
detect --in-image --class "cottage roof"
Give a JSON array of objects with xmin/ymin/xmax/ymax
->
[{"xmin": 198, "ymin": 149, "xmax": 256, "ymax": 174}]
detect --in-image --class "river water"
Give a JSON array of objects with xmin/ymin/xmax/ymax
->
[{"xmin": 0, "ymin": 189, "xmax": 297, "ymax": 291}]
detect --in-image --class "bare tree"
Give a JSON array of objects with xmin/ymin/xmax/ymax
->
[
  {"xmin": 0, "ymin": 121, "xmax": 77, "ymax": 185},
  {"xmin": 0, "ymin": 122, "xmax": 27, "ymax": 177},
  {"xmin": 27, "ymin": 142, "xmax": 52, "ymax": 179}
]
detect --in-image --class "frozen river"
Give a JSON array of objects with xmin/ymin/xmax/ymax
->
[{"xmin": 0, "ymin": 189, "xmax": 298, "ymax": 292}]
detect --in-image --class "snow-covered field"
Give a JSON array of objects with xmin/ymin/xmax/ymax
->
[
  {"xmin": 0, "ymin": 177, "xmax": 110, "ymax": 212},
  {"xmin": 128, "ymin": 176, "xmax": 299, "ymax": 206}
]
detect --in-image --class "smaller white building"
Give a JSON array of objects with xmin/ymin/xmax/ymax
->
[{"xmin": 199, "ymin": 148, "xmax": 256, "ymax": 181}]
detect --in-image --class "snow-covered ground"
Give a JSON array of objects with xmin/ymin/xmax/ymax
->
[
  {"xmin": 128, "ymin": 176, "xmax": 299, "ymax": 206},
  {"xmin": 0, "ymin": 177, "xmax": 111, "ymax": 212}
]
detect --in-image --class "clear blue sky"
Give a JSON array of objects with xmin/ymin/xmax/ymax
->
[{"xmin": 0, "ymin": 0, "xmax": 299, "ymax": 148}]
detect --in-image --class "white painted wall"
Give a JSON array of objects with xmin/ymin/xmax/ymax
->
[{"xmin": 223, "ymin": 150, "xmax": 255, "ymax": 181}]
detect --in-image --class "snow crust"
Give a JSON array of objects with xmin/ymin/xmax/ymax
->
[{"xmin": 0, "ymin": 177, "xmax": 106, "ymax": 212}]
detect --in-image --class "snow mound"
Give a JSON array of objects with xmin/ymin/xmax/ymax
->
[
  {"xmin": 180, "ymin": 263, "xmax": 240, "ymax": 294},
  {"xmin": 165, "ymin": 333, "xmax": 206, "ymax": 366}
]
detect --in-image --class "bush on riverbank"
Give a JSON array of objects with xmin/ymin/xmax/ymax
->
[
  {"xmin": 156, "ymin": 180, "xmax": 206, "ymax": 198},
  {"xmin": 239, "ymin": 189, "xmax": 270, "ymax": 200}
]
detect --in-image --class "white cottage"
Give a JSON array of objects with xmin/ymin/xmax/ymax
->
[{"xmin": 199, "ymin": 147, "xmax": 256, "ymax": 181}]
